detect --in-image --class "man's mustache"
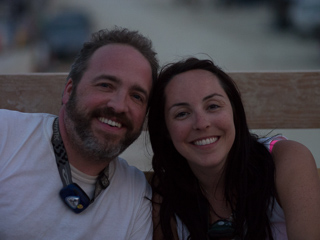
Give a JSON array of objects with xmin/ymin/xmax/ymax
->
[{"xmin": 92, "ymin": 107, "xmax": 133, "ymax": 131}]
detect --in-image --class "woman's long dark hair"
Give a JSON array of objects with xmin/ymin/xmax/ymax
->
[{"xmin": 148, "ymin": 58, "xmax": 276, "ymax": 239}]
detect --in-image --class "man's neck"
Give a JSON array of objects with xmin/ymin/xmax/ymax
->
[{"xmin": 68, "ymin": 154, "xmax": 112, "ymax": 177}]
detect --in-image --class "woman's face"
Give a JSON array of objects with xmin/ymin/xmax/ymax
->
[{"xmin": 164, "ymin": 69, "xmax": 236, "ymax": 173}]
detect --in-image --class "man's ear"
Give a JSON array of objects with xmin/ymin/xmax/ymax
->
[{"xmin": 62, "ymin": 78, "xmax": 73, "ymax": 105}]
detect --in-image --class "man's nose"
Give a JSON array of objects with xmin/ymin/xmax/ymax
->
[{"xmin": 106, "ymin": 92, "xmax": 129, "ymax": 113}]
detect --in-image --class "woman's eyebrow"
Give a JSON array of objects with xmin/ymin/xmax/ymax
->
[
  {"xmin": 167, "ymin": 93, "xmax": 225, "ymax": 111},
  {"xmin": 167, "ymin": 102, "xmax": 189, "ymax": 111},
  {"xmin": 203, "ymin": 93, "xmax": 224, "ymax": 102}
]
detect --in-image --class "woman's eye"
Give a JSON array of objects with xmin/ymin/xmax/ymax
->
[
  {"xmin": 175, "ymin": 112, "xmax": 189, "ymax": 119},
  {"xmin": 208, "ymin": 104, "xmax": 219, "ymax": 110}
]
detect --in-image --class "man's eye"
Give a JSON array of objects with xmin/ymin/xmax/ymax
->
[
  {"xmin": 132, "ymin": 94, "xmax": 144, "ymax": 102},
  {"xmin": 100, "ymin": 83, "xmax": 111, "ymax": 88}
]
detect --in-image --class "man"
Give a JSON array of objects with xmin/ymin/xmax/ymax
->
[{"xmin": 0, "ymin": 27, "xmax": 158, "ymax": 239}]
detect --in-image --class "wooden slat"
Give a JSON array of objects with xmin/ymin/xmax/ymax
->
[
  {"xmin": 0, "ymin": 72, "xmax": 320, "ymax": 128},
  {"xmin": 1, "ymin": 73, "xmax": 320, "ymax": 177},
  {"xmin": 0, "ymin": 73, "xmax": 66, "ymax": 116},
  {"xmin": 229, "ymin": 72, "xmax": 320, "ymax": 129}
]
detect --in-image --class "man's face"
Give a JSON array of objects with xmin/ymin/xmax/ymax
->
[{"xmin": 63, "ymin": 44, "xmax": 153, "ymax": 162}]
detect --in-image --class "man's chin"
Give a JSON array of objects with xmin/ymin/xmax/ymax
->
[
  {"xmin": 91, "ymin": 130, "xmax": 141, "ymax": 157},
  {"xmin": 101, "ymin": 129, "xmax": 141, "ymax": 145}
]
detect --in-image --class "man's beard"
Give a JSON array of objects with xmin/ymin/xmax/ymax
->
[{"xmin": 64, "ymin": 89, "xmax": 143, "ymax": 164}]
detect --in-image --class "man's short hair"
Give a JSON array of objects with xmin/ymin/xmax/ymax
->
[{"xmin": 67, "ymin": 27, "xmax": 159, "ymax": 89}]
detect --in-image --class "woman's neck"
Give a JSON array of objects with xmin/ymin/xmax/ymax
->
[{"xmin": 195, "ymin": 169, "xmax": 234, "ymax": 222}]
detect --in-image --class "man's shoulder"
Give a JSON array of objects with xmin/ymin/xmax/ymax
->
[
  {"xmin": 112, "ymin": 157, "xmax": 151, "ymax": 197},
  {"xmin": 113, "ymin": 157, "xmax": 149, "ymax": 186},
  {"xmin": 0, "ymin": 109, "xmax": 56, "ymax": 121},
  {"xmin": 115, "ymin": 157, "xmax": 146, "ymax": 178},
  {"xmin": 0, "ymin": 110, "xmax": 57, "ymax": 134},
  {"xmin": 0, "ymin": 109, "xmax": 24, "ymax": 119}
]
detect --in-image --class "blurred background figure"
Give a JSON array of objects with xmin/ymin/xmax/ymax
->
[
  {"xmin": 215, "ymin": 0, "xmax": 265, "ymax": 7},
  {"xmin": 271, "ymin": 0, "xmax": 292, "ymax": 30},
  {"xmin": 6, "ymin": 0, "xmax": 30, "ymax": 47}
]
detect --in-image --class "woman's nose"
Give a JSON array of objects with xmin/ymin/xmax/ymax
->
[{"xmin": 193, "ymin": 112, "xmax": 211, "ymax": 130}]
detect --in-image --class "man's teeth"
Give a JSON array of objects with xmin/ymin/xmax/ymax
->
[
  {"xmin": 98, "ymin": 117, "xmax": 122, "ymax": 128},
  {"xmin": 194, "ymin": 137, "xmax": 218, "ymax": 146}
]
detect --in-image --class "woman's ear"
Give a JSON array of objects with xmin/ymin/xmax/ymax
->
[{"xmin": 62, "ymin": 78, "xmax": 73, "ymax": 105}]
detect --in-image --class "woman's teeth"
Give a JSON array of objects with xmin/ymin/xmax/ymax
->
[{"xmin": 194, "ymin": 137, "xmax": 218, "ymax": 146}]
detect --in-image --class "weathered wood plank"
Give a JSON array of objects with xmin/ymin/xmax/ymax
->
[
  {"xmin": 230, "ymin": 72, "xmax": 320, "ymax": 129},
  {"xmin": 1, "ymin": 72, "xmax": 320, "ymax": 128},
  {"xmin": 0, "ymin": 73, "xmax": 66, "ymax": 115}
]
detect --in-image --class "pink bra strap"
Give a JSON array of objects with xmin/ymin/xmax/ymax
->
[{"xmin": 269, "ymin": 140, "xmax": 279, "ymax": 152}]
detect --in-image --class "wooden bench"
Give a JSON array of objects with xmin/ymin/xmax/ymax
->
[{"xmin": 0, "ymin": 72, "xmax": 319, "ymax": 178}]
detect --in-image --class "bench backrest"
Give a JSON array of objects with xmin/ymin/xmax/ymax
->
[{"xmin": 1, "ymin": 72, "xmax": 319, "ymax": 176}]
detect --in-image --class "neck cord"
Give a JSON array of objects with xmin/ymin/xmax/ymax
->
[{"xmin": 51, "ymin": 117, "xmax": 110, "ymax": 205}]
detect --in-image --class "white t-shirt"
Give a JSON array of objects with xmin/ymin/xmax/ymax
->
[{"xmin": 0, "ymin": 109, "xmax": 152, "ymax": 240}]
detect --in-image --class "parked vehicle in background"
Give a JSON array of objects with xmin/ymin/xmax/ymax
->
[
  {"xmin": 42, "ymin": 10, "xmax": 91, "ymax": 60},
  {"xmin": 289, "ymin": 0, "xmax": 320, "ymax": 38}
]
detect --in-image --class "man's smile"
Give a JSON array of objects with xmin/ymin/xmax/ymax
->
[{"xmin": 98, "ymin": 117, "xmax": 122, "ymax": 128}]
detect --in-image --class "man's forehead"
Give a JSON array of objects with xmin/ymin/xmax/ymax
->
[
  {"xmin": 84, "ymin": 44, "xmax": 153, "ymax": 92},
  {"xmin": 92, "ymin": 44, "xmax": 143, "ymax": 61}
]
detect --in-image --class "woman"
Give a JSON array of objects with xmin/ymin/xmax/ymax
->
[{"xmin": 148, "ymin": 57, "xmax": 320, "ymax": 239}]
